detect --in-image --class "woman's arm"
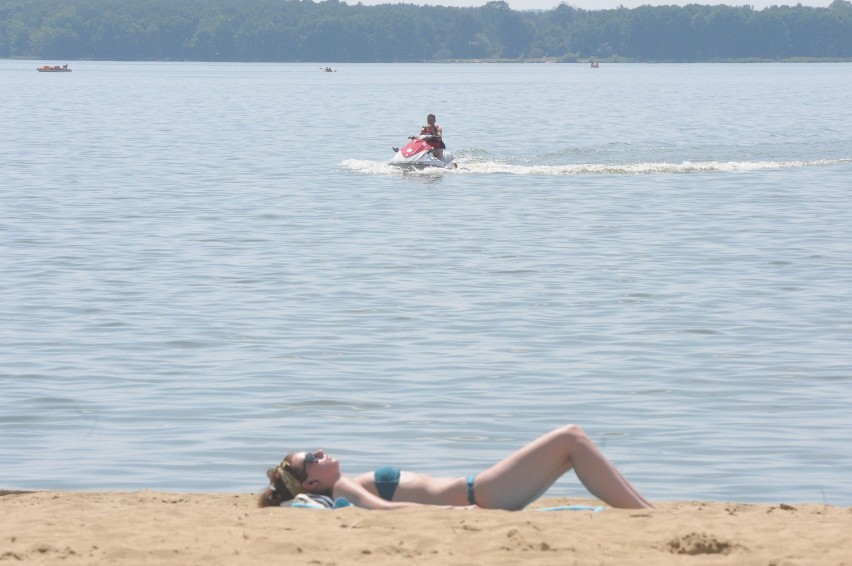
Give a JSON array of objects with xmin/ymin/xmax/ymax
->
[{"xmin": 333, "ymin": 476, "xmax": 456, "ymax": 510}]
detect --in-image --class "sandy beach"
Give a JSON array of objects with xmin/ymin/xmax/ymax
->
[{"xmin": 2, "ymin": 491, "xmax": 850, "ymax": 565}]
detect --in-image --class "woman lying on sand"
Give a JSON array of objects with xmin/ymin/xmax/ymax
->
[{"xmin": 258, "ymin": 424, "xmax": 653, "ymax": 510}]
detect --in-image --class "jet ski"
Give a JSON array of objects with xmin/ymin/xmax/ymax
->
[{"xmin": 389, "ymin": 135, "xmax": 455, "ymax": 169}]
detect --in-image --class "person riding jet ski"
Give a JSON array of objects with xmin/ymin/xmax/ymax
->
[
  {"xmin": 419, "ymin": 114, "xmax": 446, "ymax": 159},
  {"xmin": 389, "ymin": 113, "xmax": 455, "ymax": 169}
]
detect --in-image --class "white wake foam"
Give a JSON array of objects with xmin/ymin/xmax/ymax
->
[
  {"xmin": 456, "ymin": 157, "xmax": 852, "ymax": 175},
  {"xmin": 341, "ymin": 159, "xmax": 450, "ymax": 176},
  {"xmin": 342, "ymin": 157, "xmax": 851, "ymax": 176}
]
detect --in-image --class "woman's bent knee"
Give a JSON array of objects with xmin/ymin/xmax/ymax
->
[
  {"xmin": 557, "ymin": 424, "xmax": 585, "ymax": 436},
  {"xmin": 557, "ymin": 424, "xmax": 589, "ymax": 444}
]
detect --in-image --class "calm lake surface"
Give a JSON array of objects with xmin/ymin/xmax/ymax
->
[{"xmin": 2, "ymin": 60, "xmax": 851, "ymax": 504}]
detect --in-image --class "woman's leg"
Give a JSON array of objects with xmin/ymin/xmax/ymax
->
[{"xmin": 473, "ymin": 424, "xmax": 653, "ymax": 510}]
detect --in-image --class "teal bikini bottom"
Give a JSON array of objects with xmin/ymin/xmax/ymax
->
[{"xmin": 466, "ymin": 474, "xmax": 477, "ymax": 505}]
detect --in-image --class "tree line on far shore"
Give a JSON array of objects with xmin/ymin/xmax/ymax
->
[{"xmin": 2, "ymin": 0, "xmax": 851, "ymax": 62}]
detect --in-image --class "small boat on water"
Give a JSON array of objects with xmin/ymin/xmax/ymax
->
[
  {"xmin": 37, "ymin": 64, "xmax": 71, "ymax": 72},
  {"xmin": 590, "ymin": 62, "xmax": 600, "ymax": 68}
]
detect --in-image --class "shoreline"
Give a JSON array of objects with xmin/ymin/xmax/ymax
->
[
  {"xmin": 3, "ymin": 491, "xmax": 850, "ymax": 564},
  {"xmin": 8, "ymin": 56, "xmax": 852, "ymax": 63}
]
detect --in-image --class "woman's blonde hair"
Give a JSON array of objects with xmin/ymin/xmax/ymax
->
[{"xmin": 257, "ymin": 454, "xmax": 304, "ymax": 507}]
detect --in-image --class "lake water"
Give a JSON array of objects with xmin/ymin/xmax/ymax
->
[{"xmin": 2, "ymin": 60, "xmax": 851, "ymax": 505}]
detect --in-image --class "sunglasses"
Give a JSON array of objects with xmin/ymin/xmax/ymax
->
[{"xmin": 302, "ymin": 451, "xmax": 319, "ymax": 477}]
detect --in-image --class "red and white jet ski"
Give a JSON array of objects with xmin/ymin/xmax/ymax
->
[{"xmin": 389, "ymin": 135, "xmax": 455, "ymax": 169}]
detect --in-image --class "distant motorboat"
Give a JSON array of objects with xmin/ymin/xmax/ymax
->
[
  {"xmin": 590, "ymin": 62, "xmax": 600, "ymax": 68},
  {"xmin": 37, "ymin": 64, "xmax": 71, "ymax": 72},
  {"xmin": 320, "ymin": 66, "xmax": 336, "ymax": 72}
]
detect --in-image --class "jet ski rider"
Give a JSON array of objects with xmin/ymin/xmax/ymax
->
[{"xmin": 420, "ymin": 114, "xmax": 446, "ymax": 159}]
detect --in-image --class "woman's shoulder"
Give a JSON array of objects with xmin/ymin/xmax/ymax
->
[
  {"xmin": 334, "ymin": 474, "xmax": 371, "ymax": 495},
  {"xmin": 350, "ymin": 470, "xmax": 378, "ymax": 485}
]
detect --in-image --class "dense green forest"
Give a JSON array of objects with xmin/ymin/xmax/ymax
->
[{"xmin": 2, "ymin": 0, "xmax": 851, "ymax": 62}]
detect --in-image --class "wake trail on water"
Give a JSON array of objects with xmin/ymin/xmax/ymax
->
[{"xmin": 342, "ymin": 156, "xmax": 852, "ymax": 176}]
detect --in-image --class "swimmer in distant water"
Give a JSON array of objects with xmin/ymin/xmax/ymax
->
[{"xmin": 258, "ymin": 424, "xmax": 653, "ymax": 510}]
